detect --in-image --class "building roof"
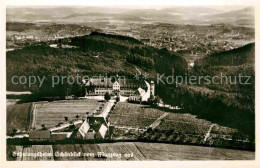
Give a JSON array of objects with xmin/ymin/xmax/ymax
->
[
  {"xmin": 132, "ymin": 87, "xmax": 145, "ymax": 96},
  {"xmin": 85, "ymin": 77, "xmax": 146, "ymax": 88},
  {"xmin": 88, "ymin": 116, "xmax": 108, "ymax": 127},
  {"xmin": 78, "ymin": 120, "xmax": 90, "ymax": 138},
  {"xmin": 29, "ymin": 130, "xmax": 51, "ymax": 139},
  {"xmin": 97, "ymin": 124, "xmax": 108, "ymax": 139},
  {"xmin": 51, "ymin": 132, "xmax": 72, "ymax": 141}
]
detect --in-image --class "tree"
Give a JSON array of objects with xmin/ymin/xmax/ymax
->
[
  {"xmin": 41, "ymin": 124, "xmax": 47, "ymax": 130},
  {"xmin": 76, "ymin": 114, "xmax": 79, "ymax": 119},
  {"xmin": 12, "ymin": 128, "xmax": 17, "ymax": 134},
  {"xmin": 154, "ymin": 96, "xmax": 162, "ymax": 105},
  {"xmin": 148, "ymin": 95, "xmax": 162, "ymax": 107},
  {"xmin": 11, "ymin": 128, "xmax": 17, "ymax": 136},
  {"xmin": 104, "ymin": 92, "xmax": 111, "ymax": 101},
  {"xmin": 69, "ymin": 123, "xmax": 76, "ymax": 130},
  {"xmin": 116, "ymin": 96, "xmax": 120, "ymax": 103},
  {"xmin": 64, "ymin": 116, "xmax": 68, "ymax": 121},
  {"xmin": 148, "ymin": 95, "xmax": 155, "ymax": 106}
]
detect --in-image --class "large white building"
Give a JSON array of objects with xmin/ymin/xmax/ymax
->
[{"xmin": 84, "ymin": 77, "xmax": 155, "ymax": 102}]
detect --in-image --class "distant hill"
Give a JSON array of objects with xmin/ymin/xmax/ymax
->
[
  {"xmin": 195, "ymin": 43, "xmax": 255, "ymax": 67},
  {"xmin": 7, "ymin": 7, "xmax": 254, "ymax": 26},
  {"xmin": 203, "ymin": 7, "xmax": 254, "ymax": 27}
]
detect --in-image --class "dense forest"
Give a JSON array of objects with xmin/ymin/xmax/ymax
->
[
  {"xmin": 164, "ymin": 43, "xmax": 255, "ymax": 139},
  {"xmin": 6, "ymin": 32, "xmax": 187, "ymax": 98},
  {"xmin": 194, "ymin": 43, "xmax": 255, "ymax": 67}
]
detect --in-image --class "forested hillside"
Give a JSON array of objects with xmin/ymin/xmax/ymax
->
[
  {"xmin": 195, "ymin": 43, "xmax": 255, "ymax": 67},
  {"xmin": 6, "ymin": 32, "xmax": 188, "ymax": 96},
  {"xmin": 166, "ymin": 44, "xmax": 255, "ymax": 139}
]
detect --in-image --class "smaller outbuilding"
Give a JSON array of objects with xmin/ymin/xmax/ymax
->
[{"xmin": 29, "ymin": 130, "xmax": 51, "ymax": 142}]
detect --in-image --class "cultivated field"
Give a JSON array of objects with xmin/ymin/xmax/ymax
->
[
  {"xmin": 109, "ymin": 103, "xmax": 165, "ymax": 128},
  {"xmin": 22, "ymin": 145, "xmax": 54, "ymax": 161},
  {"xmin": 7, "ymin": 145, "xmax": 54, "ymax": 161},
  {"xmin": 109, "ymin": 102, "xmax": 242, "ymax": 148},
  {"xmin": 7, "ymin": 142, "xmax": 254, "ymax": 161},
  {"xmin": 33, "ymin": 100, "xmax": 103, "ymax": 129},
  {"xmin": 158, "ymin": 113, "xmax": 237, "ymax": 135},
  {"xmin": 6, "ymin": 103, "xmax": 32, "ymax": 135},
  {"xmin": 134, "ymin": 142, "xmax": 254, "ymax": 160},
  {"xmin": 111, "ymin": 102, "xmax": 237, "ymax": 136}
]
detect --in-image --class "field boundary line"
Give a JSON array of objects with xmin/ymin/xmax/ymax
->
[{"xmin": 133, "ymin": 143, "xmax": 146, "ymax": 160}]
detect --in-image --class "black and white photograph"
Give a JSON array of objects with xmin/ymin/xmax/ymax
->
[{"xmin": 1, "ymin": 0, "xmax": 259, "ymax": 166}]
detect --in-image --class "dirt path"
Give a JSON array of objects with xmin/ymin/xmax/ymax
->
[
  {"xmin": 149, "ymin": 113, "xmax": 169, "ymax": 129},
  {"xmin": 134, "ymin": 65, "xmax": 142, "ymax": 75},
  {"xmin": 204, "ymin": 124, "xmax": 217, "ymax": 142},
  {"xmin": 112, "ymin": 126, "xmax": 146, "ymax": 132}
]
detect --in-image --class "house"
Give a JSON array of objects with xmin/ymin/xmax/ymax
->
[
  {"xmin": 75, "ymin": 117, "xmax": 109, "ymax": 141},
  {"xmin": 50, "ymin": 132, "xmax": 72, "ymax": 141},
  {"xmin": 29, "ymin": 130, "xmax": 51, "ymax": 142}
]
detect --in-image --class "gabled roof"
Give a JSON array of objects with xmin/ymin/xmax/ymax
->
[
  {"xmin": 113, "ymin": 81, "xmax": 120, "ymax": 86},
  {"xmin": 78, "ymin": 120, "xmax": 90, "ymax": 138},
  {"xmin": 97, "ymin": 124, "xmax": 108, "ymax": 139},
  {"xmin": 29, "ymin": 130, "xmax": 50, "ymax": 139}
]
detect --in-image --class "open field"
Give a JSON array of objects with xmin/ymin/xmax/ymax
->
[
  {"xmin": 33, "ymin": 100, "xmax": 103, "ymax": 129},
  {"xmin": 7, "ymin": 142, "xmax": 254, "ymax": 161},
  {"xmin": 6, "ymin": 103, "xmax": 32, "ymax": 135}
]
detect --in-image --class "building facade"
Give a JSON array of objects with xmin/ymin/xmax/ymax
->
[{"xmin": 85, "ymin": 77, "xmax": 147, "ymax": 96}]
